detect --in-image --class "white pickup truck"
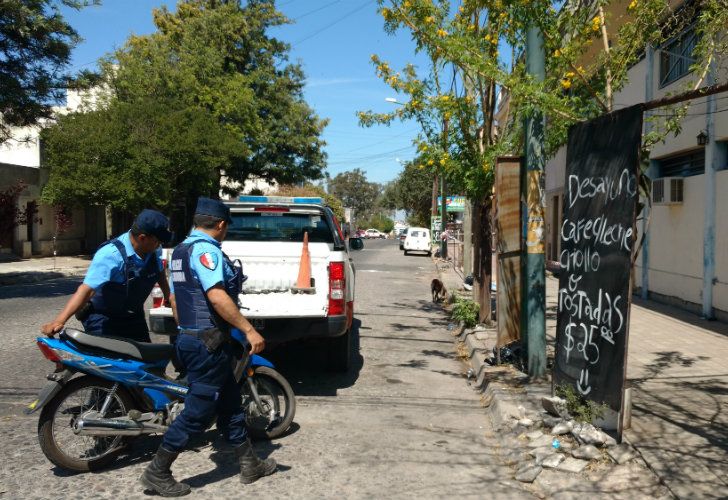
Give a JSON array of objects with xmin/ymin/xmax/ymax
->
[{"xmin": 149, "ymin": 196, "xmax": 356, "ymax": 371}]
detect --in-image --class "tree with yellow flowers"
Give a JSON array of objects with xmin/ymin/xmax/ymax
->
[{"xmin": 362, "ymin": 0, "xmax": 727, "ymax": 322}]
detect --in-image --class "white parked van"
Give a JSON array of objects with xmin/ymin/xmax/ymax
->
[{"xmin": 403, "ymin": 227, "xmax": 431, "ymax": 256}]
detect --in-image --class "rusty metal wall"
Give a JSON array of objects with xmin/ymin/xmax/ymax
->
[{"xmin": 495, "ymin": 157, "xmax": 523, "ymax": 347}]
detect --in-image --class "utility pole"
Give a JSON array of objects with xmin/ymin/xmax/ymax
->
[
  {"xmin": 523, "ymin": 26, "xmax": 547, "ymax": 379},
  {"xmin": 440, "ymin": 116, "xmax": 449, "ymax": 259}
]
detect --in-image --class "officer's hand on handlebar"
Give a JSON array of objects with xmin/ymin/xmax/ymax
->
[
  {"xmin": 41, "ymin": 321, "xmax": 65, "ymax": 338},
  {"xmin": 245, "ymin": 328, "xmax": 266, "ymax": 354}
]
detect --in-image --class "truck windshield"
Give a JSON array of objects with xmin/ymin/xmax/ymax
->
[{"xmin": 227, "ymin": 212, "xmax": 334, "ymax": 243}]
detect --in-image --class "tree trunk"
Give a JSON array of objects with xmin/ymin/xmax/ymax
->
[{"xmin": 472, "ymin": 197, "xmax": 493, "ymax": 324}]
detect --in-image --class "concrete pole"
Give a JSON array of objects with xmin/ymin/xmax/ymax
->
[
  {"xmin": 441, "ymin": 174, "xmax": 447, "ymax": 258},
  {"xmin": 441, "ymin": 117, "xmax": 449, "ymax": 259},
  {"xmin": 463, "ymin": 201, "xmax": 473, "ymax": 277},
  {"xmin": 524, "ymin": 26, "xmax": 547, "ymax": 378},
  {"xmin": 702, "ymin": 61, "xmax": 717, "ymax": 319}
]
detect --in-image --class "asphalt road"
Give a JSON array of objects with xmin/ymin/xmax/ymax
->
[{"xmin": 0, "ymin": 239, "xmax": 532, "ymax": 499}]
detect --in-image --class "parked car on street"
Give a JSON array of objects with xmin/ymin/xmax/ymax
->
[
  {"xmin": 399, "ymin": 228, "xmax": 409, "ymax": 250},
  {"xmin": 364, "ymin": 228, "xmax": 385, "ymax": 239},
  {"xmin": 149, "ymin": 195, "xmax": 356, "ymax": 371},
  {"xmin": 403, "ymin": 227, "xmax": 431, "ymax": 256}
]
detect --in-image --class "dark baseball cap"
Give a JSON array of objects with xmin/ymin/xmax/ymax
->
[
  {"xmin": 195, "ymin": 197, "xmax": 233, "ymax": 223},
  {"xmin": 133, "ymin": 209, "xmax": 173, "ymax": 244}
]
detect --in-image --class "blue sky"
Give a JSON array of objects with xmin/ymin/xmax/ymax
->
[{"xmin": 60, "ymin": 0, "xmax": 431, "ymax": 184}]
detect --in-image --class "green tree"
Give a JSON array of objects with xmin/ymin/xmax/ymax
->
[
  {"xmin": 0, "ymin": 0, "xmax": 97, "ymax": 143},
  {"xmin": 362, "ymin": 0, "xmax": 727, "ymax": 322},
  {"xmin": 42, "ymin": 0, "xmax": 329, "ymax": 219},
  {"xmin": 108, "ymin": 0, "xmax": 328, "ymax": 192},
  {"xmin": 383, "ymin": 158, "xmax": 433, "ymax": 228},
  {"xmin": 274, "ymin": 183, "xmax": 345, "ymax": 221},
  {"xmin": 361, "ymin": 213, "xmax": 394, "ymax": 233},
  {"xmin": 41, "ymin": 97, "xmax": 239, "ymax": 213},
  {"xmin": 327, "ymin": 168, "xmax": 380, "ymax": 219}
]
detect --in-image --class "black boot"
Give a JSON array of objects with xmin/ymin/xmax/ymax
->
[
  {"xmin": 235, "ymin": 439, "xmax": 277, "ymax": 484},
  {"xmin": 140, "ymin": 445, "xmax": 191, "ymax": 497}
]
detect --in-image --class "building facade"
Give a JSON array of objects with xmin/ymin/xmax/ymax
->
[
  {"xmin": 545, "ymin": 11, "xmax": 728, "ymax": 320},
  {"xmin": 0, "ymin": 90, "xmax": 107, "ymax": 257}
]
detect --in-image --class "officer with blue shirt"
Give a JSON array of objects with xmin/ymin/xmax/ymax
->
[
  {"xmin": 140, "ymin": 198, "xmax": 275, "ymax": 497},
  {"xmin": 42, "ymin": 209, "xmax": 172, "ymax": 342}
]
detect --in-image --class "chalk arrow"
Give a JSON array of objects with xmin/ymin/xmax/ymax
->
[{"xmin": 577, "ymin": 368, "xmax": 592, "ymax": 396}]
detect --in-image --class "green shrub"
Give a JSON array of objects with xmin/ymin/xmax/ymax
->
[
  {"xmin": 555, "ymin": 384, "xmax": 608, "ymax": 423},
  {"xmin": 451, "ymin": 297, "xmax": 479, "ymax": 328}
]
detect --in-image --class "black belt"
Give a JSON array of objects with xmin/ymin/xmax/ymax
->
[{"xmin": 180, "ymin": 329, "xmax": 205, "ymax": 338}]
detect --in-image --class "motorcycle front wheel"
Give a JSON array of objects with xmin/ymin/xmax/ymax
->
[
  {"xmin": 37, "ymin": 376, "xmax": 135, "ymax": 472},
  {"xmin": 242, "ymin": 366, "xmax": 296, "ymax": 440}
]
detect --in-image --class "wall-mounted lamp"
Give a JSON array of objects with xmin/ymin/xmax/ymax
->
[{"xmin": 697, "ymin": 130, "xmax": 709, "ymax": 146}]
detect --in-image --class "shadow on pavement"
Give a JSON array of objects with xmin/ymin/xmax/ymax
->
[
  {"xmin": 0, "ymin": 276, "xmax": 81, "ymax": 299},
  {"xmin": 263, "ymin": 319, "xmax": 364, "ymax": 397}
]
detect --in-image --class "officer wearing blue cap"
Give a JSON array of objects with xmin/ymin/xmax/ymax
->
[
  {"xmin": 41, "ymin": 209, "xmax": 173, "ymax": 343},
  {"xmin": 140, "ymin": 197, "xmax": 274, "ymax": 497}
]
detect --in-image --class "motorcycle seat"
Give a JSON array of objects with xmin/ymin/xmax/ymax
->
[{"xmin": 64, "ymin": 328, "xmax": 174, "ymax": 363}]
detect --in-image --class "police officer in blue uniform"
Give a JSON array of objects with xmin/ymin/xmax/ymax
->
[
  {"xmin": 42, "ymin": 209, "xmax": 172, "ymax": 342},
  {"xmin": 140, "ymin": 198, "xmax": 275, "ymax": 497}
]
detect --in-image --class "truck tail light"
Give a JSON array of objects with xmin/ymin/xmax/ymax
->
[
  {"xmin": 151, "ymin": 285, "xmax": 164, "ymax": 308},
  {"xmin": 328, "ymin": 262, "xmax": 345, "ymax": 316}
]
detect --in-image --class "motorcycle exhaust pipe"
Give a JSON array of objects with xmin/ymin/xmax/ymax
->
[{"xmin": 74, "ymin": 418, "xmax": 166, "ymax": 436}]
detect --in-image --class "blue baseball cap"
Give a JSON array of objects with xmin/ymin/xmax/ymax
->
[
  {"xmin": 195, "ymin": 197, "xmax": 233, "ymax": 223},
  {"xmin": 133, "ymin": 209, "xmax": 173, "ymax": 244}
]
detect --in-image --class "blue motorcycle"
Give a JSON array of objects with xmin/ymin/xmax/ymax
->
[{"xmin": 27, "ymin": 328, "xmax": 295, "ymax": 472}]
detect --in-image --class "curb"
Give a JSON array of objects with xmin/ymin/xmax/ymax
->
[{"xmin": 0, "ymin": 268, "xmax": 87, "ymax": 286}]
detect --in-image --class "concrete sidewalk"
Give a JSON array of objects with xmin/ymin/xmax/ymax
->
[
  {"xmin": 439, "ymin": 263, "xmax": 728, "ymax": 499},
  {"xmin": 0, "ymin": 255, "xmax": 90, "ymax": 285}
]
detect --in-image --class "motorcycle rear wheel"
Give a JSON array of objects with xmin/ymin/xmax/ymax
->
[
  {"xmin": 37, "ymin": 376, "xmax": 135, "ymax": 472},
  {"xmin": 242, "ymin": 366, "xmax": 296, "ymax": 440}
]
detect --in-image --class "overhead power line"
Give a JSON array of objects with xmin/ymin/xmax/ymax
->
[
  {"xmin": 293, "ymin": 0, "xmax": 375, "ymax": 46},
  {"xmin": 293, "ymin": 0, "xmax": 342, "ymax": 21}
]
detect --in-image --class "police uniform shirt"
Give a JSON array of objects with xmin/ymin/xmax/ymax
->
[
  {"xmin": 169, "ymin": 230, "xmax": 233, "ymax": 294},
  {"xmin": 83, "ymin": 231, "xmax": 163, "ymax": 290}
]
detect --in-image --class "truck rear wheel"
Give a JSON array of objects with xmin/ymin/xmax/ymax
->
[{"xmin": 326, "ymin": 329, "xmax": 351, "ymax": 372}]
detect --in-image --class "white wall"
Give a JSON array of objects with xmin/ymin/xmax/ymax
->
[
  {"xmin": 0, "ymin": 125, "xmax": 41, "ymax": 167},
  {"xmin": 714, "ymin": 170, "xmax": 728, "ymax": 312},
  {"xmin": 646, "ymin": 175, "xmax": 705, "ymax": 305}
]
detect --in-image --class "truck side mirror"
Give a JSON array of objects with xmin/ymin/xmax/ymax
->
[{"xmin": 349, "ymin": 238, "xmax": 364, "ymax": 251}]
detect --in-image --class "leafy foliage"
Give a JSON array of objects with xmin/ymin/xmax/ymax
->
[
  {"xmin": 0, "ymin": 0, "xmax": 98, "ymax": 143},
  {"xmin": 359, "ymin": 213, "xmax": 395, "ymax": 233},
  {"xmin": 382, "ymin": 157, "xmax": 433, "ymax": 227},
  {"xmin": 42, "ymin": 98, "xmax": 229, "ymax": 212},
  {"xmin": 41, "ymin": 0, "xmax": 328, "ymax": 213},
  {"xmin": 451, "ymin": 297, "xmax": 479, "ymax": 328},
  {"xmin": 327, "ymin": 168, "xmax": 381, "ymax": 219},
  {"xmin": 274, "ymin": 183, "xmax": 345, "ymax": 221},
  {"xmin": 0, "ymin": 180, "xmax": 29, "ymax": 245},
  {"xmin": 555, "ymin": 384, "xmax": 608, "ymax": 424}
]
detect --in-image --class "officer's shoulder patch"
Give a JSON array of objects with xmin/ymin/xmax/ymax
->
[{"xmin": 199, "ymin": 251, "xmax": 219, "ymax": 271}]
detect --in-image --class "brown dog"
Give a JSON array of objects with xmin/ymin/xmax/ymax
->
[{"xmin": 431, "ymin": 278, "xmax": 447, "ymax": 303}]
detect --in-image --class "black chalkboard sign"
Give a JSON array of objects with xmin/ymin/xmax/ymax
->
[{"xmin": 553, "ymin": 105, "xmax": 643, "ymax": 416}]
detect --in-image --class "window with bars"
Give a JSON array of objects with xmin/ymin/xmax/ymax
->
[
  {"xmin": 658, "ymin": 149, "xmax": 705, "ymax": 177},
  {"xmin": 659, "ymin": 25, "xmax": 697, "ymax": 87}
]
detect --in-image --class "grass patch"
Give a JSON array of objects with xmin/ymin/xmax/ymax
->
[{"xmin": 555, "ymin": 384, "xmax": 609, "ymax": 424}]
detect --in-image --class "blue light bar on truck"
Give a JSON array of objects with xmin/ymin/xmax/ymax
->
[{"xmin": 238, "ymin": 195, "xmax": 324, "ymax": 205}]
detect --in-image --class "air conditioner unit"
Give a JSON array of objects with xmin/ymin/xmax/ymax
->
[{"xmin": 652, "ymin": 177, "xmax": 684, "ymax": 205}]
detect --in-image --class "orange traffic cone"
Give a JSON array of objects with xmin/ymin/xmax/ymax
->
[{"xmin": 293, "ymin": 231, "xmax": 314, "ymax": 293}]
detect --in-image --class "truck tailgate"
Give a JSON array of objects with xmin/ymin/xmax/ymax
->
[{"xmin": 223, "ymin": 241, "xmax": 330, "ymax": 318}]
